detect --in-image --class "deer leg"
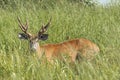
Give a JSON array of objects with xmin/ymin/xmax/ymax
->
[{"xmin": 69, "ymin": 51, "xmax": 77, "ymax": 63}]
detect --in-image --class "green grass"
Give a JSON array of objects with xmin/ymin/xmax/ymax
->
[{"xmin": 0, "ymin": 1, "xmax": 120, "ymax": 80}]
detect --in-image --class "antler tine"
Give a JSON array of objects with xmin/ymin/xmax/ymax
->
[
  {"xmin": 17, "ymin": 17, "xmax": 31, "ymax": 37},
  {"xmin": 17, "ymin": 17, "xmax": 28, "ymax": 33},
  {"xmin": 44, "ymin": 17, "xmax": 52, "ymax": 30},
  {"xmin": 25, "ymin": 20, "xmax": 28, "ymax": 30},
  {"xmin": 38, "ymin": 17, "xmax": 52, "ymax": 35}
]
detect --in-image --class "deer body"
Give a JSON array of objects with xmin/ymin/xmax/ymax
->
[
  {"xmin": 17, "ymin": 17, "xmax": 99, "ymax": 63},
  {"xmin": 30, "ymin": 38, "xmax": 99, "ymax": 62}
]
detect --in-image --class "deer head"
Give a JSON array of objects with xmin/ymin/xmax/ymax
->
[{"xmin": 18, "ymin": 17, "xmax": 51, "ymax": 50}]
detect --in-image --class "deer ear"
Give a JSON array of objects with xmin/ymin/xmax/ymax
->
[
  {"xmin": 18, "ymin": 33, "xmax": 29, "ymax": 40},
  {"xmin": 38, "ymin": 34, "xmax": 48, "ymax": 41}
]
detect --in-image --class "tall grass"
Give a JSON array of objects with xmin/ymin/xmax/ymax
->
[{"xmin": 0, "ymin": 0, "xmax": 120, "ymax": 80}]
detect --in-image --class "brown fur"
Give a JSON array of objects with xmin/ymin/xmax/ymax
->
[{"xmin": 37, "ymin": 38, "xmax": 100, "ymax": 63}]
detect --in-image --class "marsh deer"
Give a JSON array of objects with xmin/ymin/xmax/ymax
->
[{"xmin": 18, "ymin": 17, "xmax": 99, "ymax": 63}]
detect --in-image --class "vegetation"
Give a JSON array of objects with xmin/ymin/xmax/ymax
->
[{"xmin": 0, "ymin": 0, "xmax": 120, "ymax": 80}]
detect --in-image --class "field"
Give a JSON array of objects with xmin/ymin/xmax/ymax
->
[{"xmin": 0, "ymin": 0, "xmax": 120, "ymax": 80}]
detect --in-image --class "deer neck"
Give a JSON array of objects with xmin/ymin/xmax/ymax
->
[{"xmin": 30, "ymin": 42, "xmax": 44, "ymax": 58}]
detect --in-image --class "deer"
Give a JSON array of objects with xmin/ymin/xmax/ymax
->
[{"xmin": 17, "ymin": 17, "xmax": 100, "ymax": 63}]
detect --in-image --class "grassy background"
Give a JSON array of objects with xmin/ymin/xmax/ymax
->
[{"xmin": 0, "ymin": 0, "xmax": 120, "ymax": 80}]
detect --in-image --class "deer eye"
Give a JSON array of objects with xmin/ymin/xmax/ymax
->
[{"xmin": 38, "ymin": 34, "xmax": 48, "ymax": 41}]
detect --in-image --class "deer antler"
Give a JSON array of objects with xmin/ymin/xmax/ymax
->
[
  {"xmin": 38, "ymin": 17, "xmax": 52, "ymax": 35},
  {"xmin": 17, "ymin": 17, "xmax": 31, "ymax": 37}
]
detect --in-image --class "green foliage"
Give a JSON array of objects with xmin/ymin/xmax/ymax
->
[
  {"xmin": 0, "ymin": 1, "xmax": 120, "ymax": 80},
  {"xmin": 0, "ymin": 0, "xmax": 96, "ymax": 10}
]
